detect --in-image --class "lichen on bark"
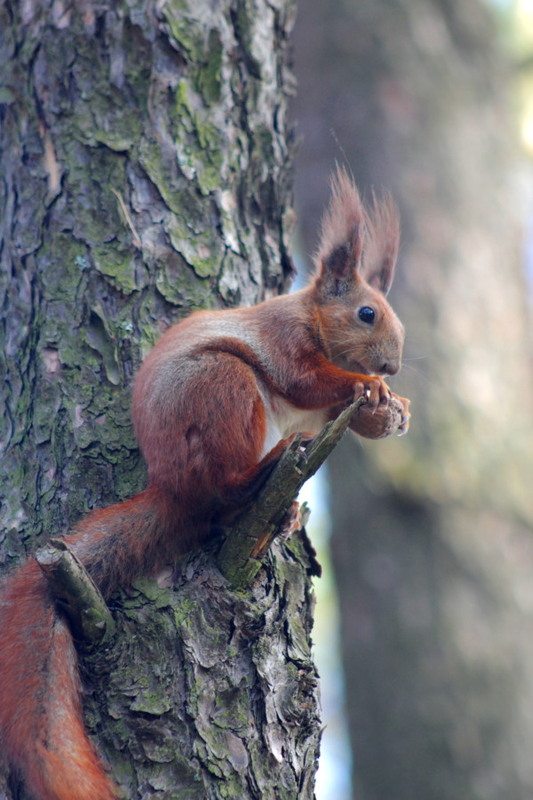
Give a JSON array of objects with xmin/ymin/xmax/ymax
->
[
  {"xmin": 83, "ymin": 540, "xmax": 320, "ymax": 799},
  {"xmin": 0, "ymin": 0, "xmax": 296, "ymax": 558}
]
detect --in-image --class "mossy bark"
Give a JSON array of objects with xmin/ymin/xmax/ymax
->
[
  {"xmin": 0, "ymin": 0, "xmax": 295, "ymax": 561},
  {"xmin": 0, "ymin": 1, "xmax": 321, "ymax": 797},
  {"xmin": 83, "ymin": 540, "xmax": 319, "ymax": 799}
]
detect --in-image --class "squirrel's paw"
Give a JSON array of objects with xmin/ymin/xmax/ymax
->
[
  {"xmin": 354, "ymin": 375, "xmax": 391, "ymax": 410},
  {"xmin": 350, "ymin": 391, "xmax": 410, "ymax": 440},
  {"xmin": 396, "ymin": 394, "xmax": 411, "ymax": 436}
]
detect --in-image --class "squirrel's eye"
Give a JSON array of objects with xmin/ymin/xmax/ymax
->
[{"xmin": 358, "ymin": 306, "xmax": 375, "ymax": 324}]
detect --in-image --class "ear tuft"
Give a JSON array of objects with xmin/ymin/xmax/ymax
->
[
  {"xmin": 314, "ymin": 165, "xmax": 365, "ymax": 281},
  {"xmin": 314, "ymin": 166, "xmax": 400, "ymax": 297},
  {"xmin": 363, "ymin": 191, "xmax": 400, "ymax": 295}
]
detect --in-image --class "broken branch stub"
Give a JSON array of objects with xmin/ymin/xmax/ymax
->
[{"xmin": 216, "ymin": 398, "xmax": 364, "ymax": 589}]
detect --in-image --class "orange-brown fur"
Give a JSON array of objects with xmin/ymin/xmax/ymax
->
[{"xmin": 0, "ymin": 168, "xmax": 407, "ymax": 800}]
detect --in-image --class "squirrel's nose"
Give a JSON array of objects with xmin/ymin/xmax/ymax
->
[{"xmin": 379, "ymin": 360, "xmax": 400, "ymax": 376}]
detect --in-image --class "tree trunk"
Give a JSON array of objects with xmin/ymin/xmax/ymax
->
[
  {"xmin": 1, "ymin": 1, "xmax": 321, "ymax": 797},
  {"xmin": 292, "ymin": 1, "xmax": 533, "ymax": 799}
]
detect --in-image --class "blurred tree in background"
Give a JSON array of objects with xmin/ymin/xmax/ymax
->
[{"xmin": 292, "ymin": 1, "xmax": 533, "ymax": 799}]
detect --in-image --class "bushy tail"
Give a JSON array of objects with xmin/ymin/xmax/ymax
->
[
  {"xmin": 0, "ymin": 560, "xmax": 118, "ymax": 800},
  {"xmin": 0, "ymin": 486, "xmax": 180, "ymax": 800}
]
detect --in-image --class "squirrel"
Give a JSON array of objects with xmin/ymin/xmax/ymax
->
[{"xmin": 0, "ymin": 167, "xmax": 410, "ymax": 800}]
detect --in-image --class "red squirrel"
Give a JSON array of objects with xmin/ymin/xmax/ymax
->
[{"xmin": 0, "ymin": 167, "xmax": 409, "ymax": 800}]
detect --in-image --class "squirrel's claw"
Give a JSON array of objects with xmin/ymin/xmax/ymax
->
[{"xmin": 357, "ymin": 375, "xmax": 391, "ymax": 411}]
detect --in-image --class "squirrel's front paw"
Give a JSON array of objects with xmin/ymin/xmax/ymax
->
[
  {"xmin": 354, "ymin": 375, "xmax": 391, "ymax": 410},
  {"xmin": 350, "ymin": 391, "xmax": 410, "ymax": 439}
]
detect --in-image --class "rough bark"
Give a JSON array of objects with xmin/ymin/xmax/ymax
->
[
  {"xmin": 0, "ymin": 0, "xmax": 296, "ymax": 561},
  {"xmin": 82, "ymin": 538, "xmax": 320, "ymax": 800},
  {"xmin": 292, "ymin": 1, "xmax": 533, "ymax": 799},
  {"xmin": 0, "ymin": 1, "xmax": 323, "ymax": 797}
]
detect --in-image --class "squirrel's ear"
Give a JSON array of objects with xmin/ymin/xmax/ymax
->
[
  {"xmin": 363, "ymin": 192, "xmax": 400, "ymax": 296},
  {"xmin": 313, "ymin": 166, "xmax": 365, "ymax": 295}
]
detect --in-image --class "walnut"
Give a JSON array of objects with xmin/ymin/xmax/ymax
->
[{"xmin": 350, "ymin": 392, "xmax": 411, "ymax": 440}]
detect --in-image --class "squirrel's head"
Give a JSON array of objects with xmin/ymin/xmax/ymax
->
[{"xmin": 312, "ymin": 166, "xmax": 404, "ymax": 377}]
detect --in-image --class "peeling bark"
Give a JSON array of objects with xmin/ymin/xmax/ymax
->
[{"xmin": 83, "ymin": 540, "xmax": 320, "ymax": 799}]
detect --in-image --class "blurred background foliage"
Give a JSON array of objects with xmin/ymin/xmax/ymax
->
[{"xmin": 291, "ymin": 1, "xmax": 533, "ymax": 799}]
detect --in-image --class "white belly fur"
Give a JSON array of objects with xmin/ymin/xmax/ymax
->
[{"xmin": 260, "ymin": 395, "xmax": 328, "ymax": 458}]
